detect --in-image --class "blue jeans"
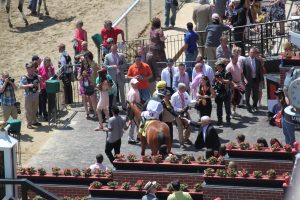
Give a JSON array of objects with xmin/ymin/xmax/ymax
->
[
  {"xmin": 282, "ymin": 116, "xmax": 296, "ymax": 147},
  {"xmin": 29, "ymin": 0, "xmax": 38, "ymax": 13},
  {"xmin": 165, "ymin": 3, "xmax": 176, "ymax": 27},
  {"xmin": 185, "ymin": 50, "xmax": 198, "ymax": 80},
  {"xmin": 139, "ymin": 89, "xmax": 151, "ymax": 103}
]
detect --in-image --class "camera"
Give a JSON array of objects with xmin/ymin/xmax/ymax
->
[
  {"xmin": 8, "ymin": 77, "xmax": 15, "ymax": 83},
  {"xmin": 215, "ymin": 72, "xmax": 222, "ymax": 78}
]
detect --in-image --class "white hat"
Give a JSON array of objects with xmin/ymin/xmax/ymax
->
[
  {"xmin": 130, "ymin": 78, "xmax": 139, "ymax": 84},
  {"xmin": 144, "ymin": 181, "xmax": 157, "ymax": 193},
  {"xmin": 212, "ymin": 13, "xmax": 220, "ymax": 20}
]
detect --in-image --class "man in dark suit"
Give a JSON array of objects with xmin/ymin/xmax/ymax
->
[
  {"xmin": 104, "ymin": 44, "xmax": 127, "ymax": 109},
  {"xmin": 182, "ymin": 116, "xmax": 220, "ymax": 151},
  {"xmin": 242, "ymin": 47, "xmax": 263, "ymax": 113}
]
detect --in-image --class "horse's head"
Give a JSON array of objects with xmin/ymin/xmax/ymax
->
[{"xmin": 126, "ymin": 101, "xmax": 142, "ymax": 121}]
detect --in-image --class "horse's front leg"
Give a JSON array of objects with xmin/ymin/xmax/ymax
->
[
  {"xmin": 6, "ymin": 0, "xmax": 12, "ymax": 28},
  {"xmin": 43, "ymin": 0, "xmax": 49, "ymax": 15},
  {"xmin": 141, "ymin": 136, "xmax": 146, "ymax": 155},
  {"xmin": 37, "ymin": 0, "xmax": 42, "ymax": 18},
  {"xmin": 18, "ymin": 0, "xmax": 28, "ymax": 26}
]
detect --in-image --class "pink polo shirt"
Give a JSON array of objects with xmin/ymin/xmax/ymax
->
[{"xmin": 38, "ymin": 64, "xmax": 55, "ymax": 90}]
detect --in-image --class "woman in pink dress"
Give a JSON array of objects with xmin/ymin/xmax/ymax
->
[
  {"xmin": 74, "ymin": 20, "xmax": 87, "ymax": 55},
  {"xmin": 95, "ymin": 69, "xmax": 110, "ymax": 131}
]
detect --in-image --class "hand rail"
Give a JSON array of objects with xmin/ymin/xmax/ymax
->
[
  {"xmin": 112, "ymin": 0, "xmax": 141, "ymax": 41},
  {"xmin": 112, "ymin": 0, "xmax": 140, "ymax": 28},
  {"xmin": 0, "ymin": 178, "xmax": 60, "ymax": 200}
]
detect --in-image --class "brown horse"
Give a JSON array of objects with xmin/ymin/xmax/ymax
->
[{"xmin": 127, "ymin": 102, "xmax": 172, "ymax": 156}]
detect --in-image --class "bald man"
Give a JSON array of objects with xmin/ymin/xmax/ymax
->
[{"xmin": 183, "ymin": 116, "xmax": 220, "ymax": 151}]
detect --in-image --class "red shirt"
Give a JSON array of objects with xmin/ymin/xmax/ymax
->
[
  {"xmin": 127, "ymin": 62, "xmax": 152, "ymax": 89},
  {"xmin": 101, "ymin": 27, "xmax": 123, "ymax": 48}
]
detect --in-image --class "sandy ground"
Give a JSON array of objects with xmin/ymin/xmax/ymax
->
[{"xmin": 0, "ymin": 0, "xmax": 164, "ymax": 164}]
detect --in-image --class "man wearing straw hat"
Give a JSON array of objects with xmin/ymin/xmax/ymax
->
[{"xmin": 142, "ymin": 181, "xmax": 158, "ymax": 200}]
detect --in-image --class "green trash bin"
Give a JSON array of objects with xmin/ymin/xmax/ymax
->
[
  {"xmin": 92, "ymin": 33, "xmax": 103, "ymax": 48},
  {"xmin": 7, "ymin": 119, "xmax": 21, "ymax": 133},
  {"xmin": 46, "ymin": 80, "xmax": 60, "ymax": 94}
]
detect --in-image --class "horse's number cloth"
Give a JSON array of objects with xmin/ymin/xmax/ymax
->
[{"xmin": 140, "ymin": 120, "xmax": 156, "ymax": 137}]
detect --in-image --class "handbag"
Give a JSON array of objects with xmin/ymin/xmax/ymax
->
[
  {"xmin": 84, "ymin": 85, "xmax": 95, "ymax": 96},
  {"xmin": 173, "ymin": 0, "xmax": 178, "ymax": 7}
]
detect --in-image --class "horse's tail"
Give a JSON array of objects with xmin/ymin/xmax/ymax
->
[{"xmin": 158, "ymin": 132, "xmax": 167, "ymax": 156}]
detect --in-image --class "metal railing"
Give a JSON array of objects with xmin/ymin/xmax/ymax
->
[
  {"xmin": 112, "ymin": 0, "xmax": 142, "ymax": 41},
  {"xmin": 117, "ymin": 18, "xmax": 300, "ymax": 64},
  {"xmin": 0, "ymin": 178, "xmax": 59, "ymax": 200},
  {"xmin": 112, "ymin": 0, "xmax": 188, "ymax": 41}
]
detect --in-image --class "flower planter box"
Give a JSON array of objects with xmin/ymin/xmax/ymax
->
[
  {"xmin": 17, "ymin": 174, "xmax": 112, "ymax": 185},
  {"xmin": 204, "ymin": 175, "xmax": 285, "ymax": 188},
  {"xmin": 113, "ymin": 161, "xmax": 224, "ymax": 173},
  {"xmin": 226, "ymin": 148, "xmax": 297, "ymax": 160},
  {"xmin": 89, "ymin": 186, "xmax": 203, "ymax": 199}
]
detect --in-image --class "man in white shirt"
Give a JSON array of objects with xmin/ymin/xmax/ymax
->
[
  {"xmin": 126, "ymin": 78, "xmax": 141, "ymax": 144},
  {"xmin": 192, "ymin": 56, "xmax": 214, "ymax": 84},
  {"xmin": 161, "ymin": 58, "xmax": 177, "ymax": 94},
  {"xmin": 89, "ymin": 154, "xmax": 108, "ymax": 173},
  {"xmin": 170, "ymin": 83, "xmax": 192, "ymax": 148}
]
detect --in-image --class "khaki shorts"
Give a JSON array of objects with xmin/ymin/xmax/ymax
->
[{"xmin": 2, "ymin": 105, "xmax": 18, "ymax": 121}]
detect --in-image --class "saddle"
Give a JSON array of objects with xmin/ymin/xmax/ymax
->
[{"xmin": 139, "ymin": 120, "xmax": 156, "ymax": 137}]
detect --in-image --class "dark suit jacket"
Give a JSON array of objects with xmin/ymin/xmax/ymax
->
[
  {"xmin": 193, "ymin": 123, "xmax": 220, "ymax": 151},
  {"xmin": 242, "ymin": 57, "xmax": 263, "ymax": 84}
]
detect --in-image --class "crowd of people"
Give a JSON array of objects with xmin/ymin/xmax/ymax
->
[{"xmin": 0, "ymin": 0, "xmax": 296, "ymax": 181}]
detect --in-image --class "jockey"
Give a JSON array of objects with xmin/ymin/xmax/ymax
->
[{"xmin": 139, "ymin": 89, "xmax": 166, "ymax": 132}]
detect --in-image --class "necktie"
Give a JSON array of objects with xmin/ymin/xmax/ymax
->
[
  {"xmin": 180, "ymin": 93, "xmax": 185, "ymax": 109},
  {"xmin": 169, "ymin": 68, "xmax": 173, "ymax": 88}
]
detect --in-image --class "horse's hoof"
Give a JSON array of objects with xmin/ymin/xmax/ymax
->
[
  {"xmin": 25, "ymin": 20, "xmax": 29, "ymax": 26},
  {"xmin": 8, "ymin": 23, "xmax": 13, "ymax": 28},
  {"xmin": 45, "ymin": 11, "xmax": 49, "ymax": 16}
]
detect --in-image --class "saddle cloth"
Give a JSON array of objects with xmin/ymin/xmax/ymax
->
[{"xmin": 140, "ymin": 120, "xmax": 156, "ymax": 137}]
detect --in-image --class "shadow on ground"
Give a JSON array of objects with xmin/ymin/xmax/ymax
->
[{"xmin": 10, "ymin": 16, "xmax": 75, "ymax": 33}]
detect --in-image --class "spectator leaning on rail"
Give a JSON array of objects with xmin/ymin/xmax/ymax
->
[
  {"xmin": 0, "ymin": 72, "xmax": 18, "ymax": 122},
  {"xmin": 127, "ymin": 55, "xmax": 153, "ymax": 103},
  {"xmin": 205, "ymin": 13, "xmax": 230, "ymax": 69},
  {"xmin": 101, "ymin": 20, "xmax": 125, "ymax": 57},
  {"xmin": 184, "ymin": 22, "xmax": 199, "ymax": 79},
  {"xmin": 20, "ymin": 62, "xmax": 41, "ymax": 129}
]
